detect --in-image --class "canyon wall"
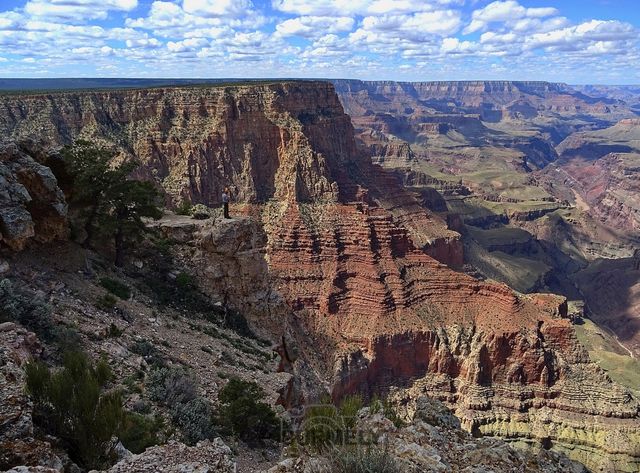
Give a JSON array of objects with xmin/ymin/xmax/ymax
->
[
  {"xmin": 332, "ymin": 80, "xmax": 627, "ymax": 118},
  {"xmin": 1, "ymin": 83, "xmax": 638, "ymax": 471}
]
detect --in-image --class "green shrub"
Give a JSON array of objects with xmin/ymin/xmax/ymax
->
[
  {"xmin": 175, "ymin": 200, "xmax": 193, "ymax": 216},
  {"xmin": 107, "ymin": 323, "xmax": 124, "ymax": 338},
  {"xmin": 171, "ymin": 397, "xmax": 217, "ymax": 445},
  {"xmin": 118, "ymin": 412, "xmax": 164, "ymax": 454},
  {"xmin": 96, "ymin": 294, "xmax": 117, "ymax": 311},
  {"xmin": 322, "ymin": 446, "xmax": 401, "ymax": 473},
  {"xmin": 25, "ymin": 352, "xmax": 123, "ymax": 469},
  {"xmin": 339, "ymin": 394, "xmax": 363, "ymax": 432},
  {"xmin": 130, "ymin": 340, "xmax": 165, "ymax": 367},
  {"xmin": 303, "ymin": 401, "xmax": 341, "ymax": 450},
  {"xmin": 190, "ymin": 204, "xmax": 212, "ymax": 220},
  {"xmin": 217, "ymin": 377, "xmax": 280, "ymax": 445},
  {"xmin": 146, "ymin": 366, "xmax": 218, "ymax": 444},
  {"xmin": 382, "ymin": 400, "xmax": 404, "ymax": 428},
  {"xmin": 369, "ymin": 395, "xmax": 383, "ymax": 415},
  {"xmin": 0, "ymin": 278, "xmax": 54, "ymax": 341},
  {"xmin": 175, "ymin": 272, "xmax": 193, "ymax": 290},
  {"xmin": 99, "ymin": 277, "xmax": 131, "ymax": 300},
  {"xmin": 367, "ymin": 395, "xmax": 403, "ymax": 427},
  {"xmin": 147, "ymin": 366, "xmax": 197, "ymax": 407},
  {"xmin": 54, "ymin": 325, "xmax": 82, "ymax": 349}
]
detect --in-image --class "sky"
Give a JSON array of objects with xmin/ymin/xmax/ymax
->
[{"xmin": 0, "ymin": 0, "xmax": 639, "ymax": 83}]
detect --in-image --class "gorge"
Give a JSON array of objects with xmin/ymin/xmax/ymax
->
[{"xmin": 1, "ymin": 80, "xmax": 639, "ymax": 472}]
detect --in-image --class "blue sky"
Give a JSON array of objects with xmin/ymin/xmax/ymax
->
[{"xmin": 0, "ymin": 1, "xmax": 638, "ymax": 83}]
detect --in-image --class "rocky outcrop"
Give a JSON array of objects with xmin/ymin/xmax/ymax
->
[
  {"xmin": 380, "ymin": 328, "xmax": 640, "ymax": 472},
  {"xmin": 103, "ymin": 439, "xmax": 235, "ymax": 473},
  {"xmin": 0, "ymin": 144, "xmax": 67, "ymax": 250},
  {"xmin": 267, "ymin": 396, "xmax": 587, "ymax": 473},
  {"xmin": 0, "ymin": 326, "xmax": 68, "ymax": 472}
]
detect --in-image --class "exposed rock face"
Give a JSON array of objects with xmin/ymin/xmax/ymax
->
[
  {"xmin": 0, "ymin": 81, "xmax": 462, "ymax": 269},
  {"xmin": 333, "ymin": 80, "xmax": 627, "ymax": 119},
  {"xmin": 0, "ymin": 83, "xmax": 347, "ymax": 206},
  {"xmin": 1, "ymin": 82, "xmax": 638, "ymax": 470},
  {"xmin": 0, "ymin": 144, "xmax": 67, "ymax": 250},
  {"xmin": 267, "ymin": 396, "xmax": 587, "ymax": 473},
  {"xmin": 103, "ymin": 438, "xmax": 235, "ymax": 473},
  {"xmin": 562, "ymin": 154, "xmax": 639, "ymax": 232},
  {"xmin": 331, "ymin": 80, "xmax": 630, "ymax": 181},
  {"xmin": 0, "ymin": 327, "xmax": 67, "ymax": 472}
]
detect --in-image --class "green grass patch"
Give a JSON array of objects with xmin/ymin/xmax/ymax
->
[{"xmin": 575, "ymin": 319, "xmax": 640, "ymax": 395}]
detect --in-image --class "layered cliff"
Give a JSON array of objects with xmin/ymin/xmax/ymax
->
[
  {"xmin": 332, "ymin": 80, "xmax": 627, "ymax": 119},
  {"xmin": 0, "ymin": 82, "xmax": 347, "ymax": 205},
  {"xmin": 1, "ymin": 82, "xmax": 639, "ymax": 471}
]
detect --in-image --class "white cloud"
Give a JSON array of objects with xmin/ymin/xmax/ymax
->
[
  {"xmin": 525, "ymin": 19, "xmax": 636, "ymax": 52},
  {"xmin": 182, "ymin": 0, "xmax": 253, "ymax": 19},
  {"xmin": 126, "ymin": 1, "xmax": 266, "ymax": 38},
  {"xmin": 464, "ymin": 0, "xmax": 558, "ymax": 34},
  {"xmin": 167, "ymin": 37, "xmax": 210, "ymax": 53},
  {"xmin": 272, "ymin": 0, "xmax": 461, "ymax": 16},
  {"xmin": 272, "ymin": 0, "xmax": 370, "ymax": 16},
  {"xmin": 361, "ymin": 10, "xmax": 461, "ymax": 37},
  {"xmin": 441, "ymin": 37, "xmax": 477, "ymax": 54},
  {"xmin": 0, "ymin": 0, "xmax": 636, "ymax": 82},
  {"xmin": 276, "ymin": 16, "xmax": 354, "ymax": 38},
  {"xmin": 24, "ymin": 0, "xmax": 137, "ymax": 21},
  {"xmin": 126, "ymin": 37, "xmax": 163, "ymax": 49}
]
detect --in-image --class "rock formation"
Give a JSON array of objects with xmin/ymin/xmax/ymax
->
[
  {"xmin": 267, "ymin": 396, "xmax": 587, "ymax": 473},
  {"xmin": 332, "ymin": 80, "xmax": 628, "ymax": 120},
  {"xmin": 0, "ymin": 325, "xmax": 69, "ymax": 472},
  {"xmin": 104, "ymin": 439, "xmax": 236, "ymax": 473},
  {"xmin": 0, "ymin": 144, "xmax": 67, "ymax": 250},
  {"xmin": 0, "ymin": 82, "xmax": 638, "ymax": 471}
]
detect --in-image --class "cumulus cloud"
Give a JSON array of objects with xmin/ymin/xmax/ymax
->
[
  {"xmin": 24, "ymin": 0, "xmax": 137, "ymax": 21},
  {"xmin": 126, "ymin": 1, "xmax": 266, "ymax": 38},
  {"xmin": 464, "ymin": 0, "xmax": 558, "ymax": 34},
  {"xmin": 276, "ymin": 16, "xmax": 354, "ymax": 38},
  {"xmin": 440, "ymin": 37, "xmax": 477, "ymax": 54},
  {"xmin": 272, "ymin": 0, "xmax": 460, "ymax": 17},
  {"xmin": 0, "ymin": 0, "xmax": 638, "ymax": 82},
  {"xmin": 525, "ymin": 19, "xmax": 636, "ymax": 51},
  {"xmin": 360, "ymin": 10, "xmax": 462, "ymax": 37},
  {"xmin": 182, "ymin": 0, "xmax": 253, "ymax": 19},
  {"xmin": 126, "ymin": 37, "xmax": 163, "ymax": 49},
  {"xmin": 167, "ymin": 37, "xmax": 209, "ymax": 53}
]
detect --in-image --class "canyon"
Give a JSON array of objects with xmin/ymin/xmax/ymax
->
[{"xmin": 1, "ymin": 80, "xmax": 639, "ymax": 472}]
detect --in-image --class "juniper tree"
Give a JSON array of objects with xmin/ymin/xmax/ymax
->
[{"xmin": 61, "ymin": 141, "xmax": 162, "ymax": 266}]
